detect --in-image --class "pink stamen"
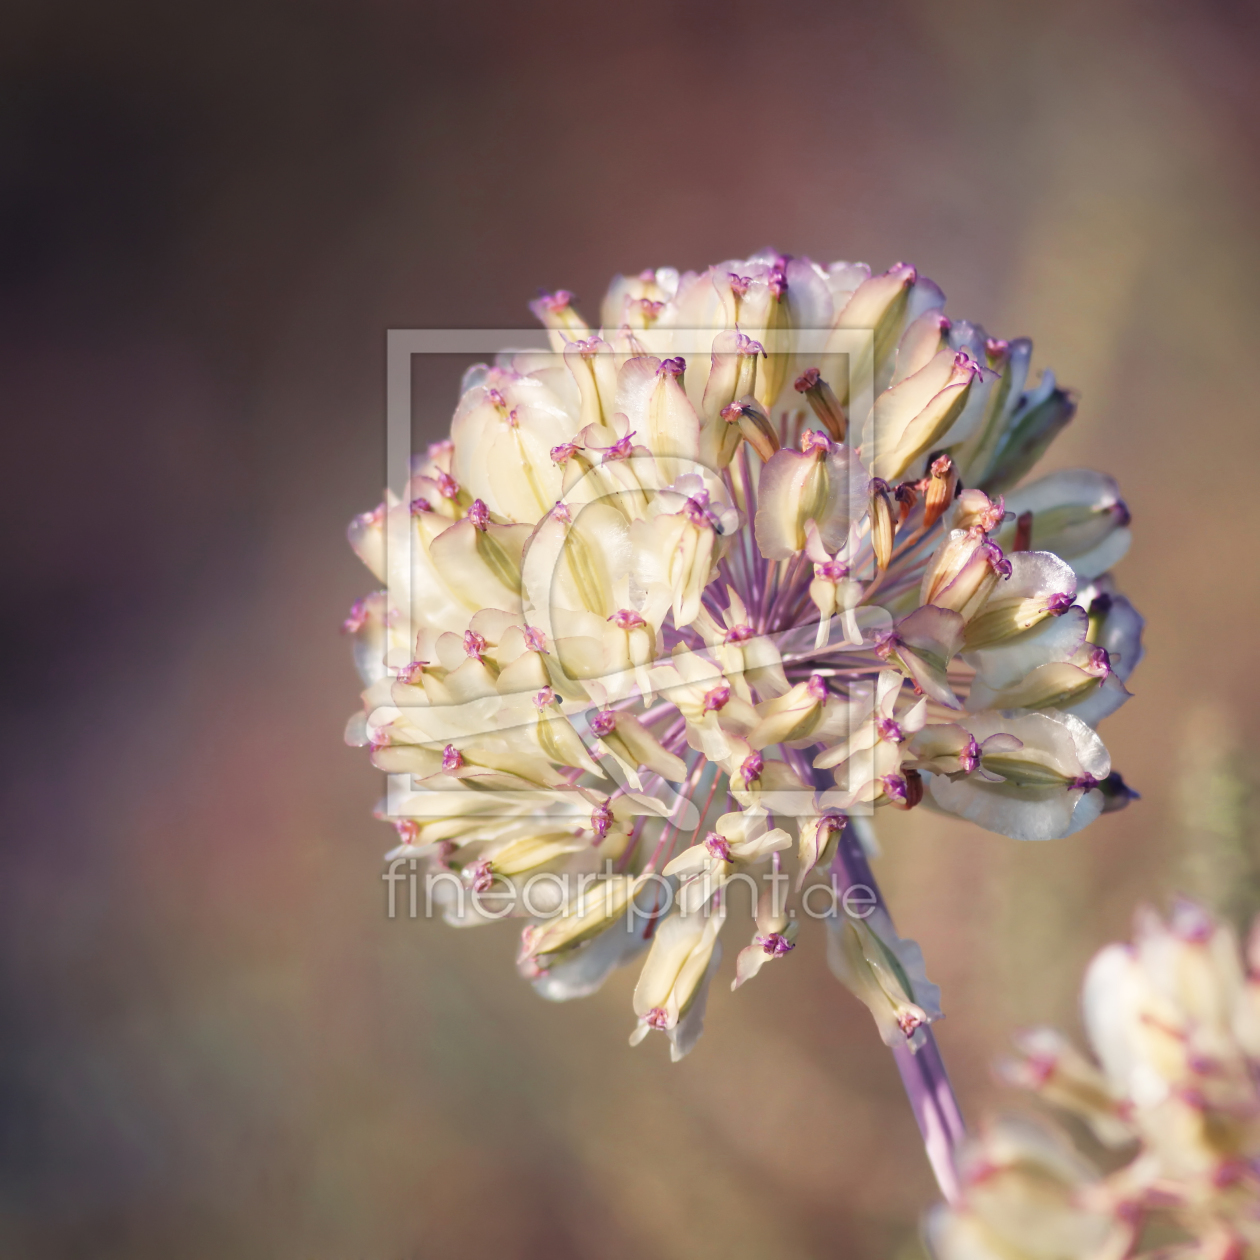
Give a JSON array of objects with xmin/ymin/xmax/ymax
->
[
  {"xmin": 757, "ymin": 932, "xmax": 795, "ymax": 957},
  {"xmin": 702, "ymin": 684, "xmax": 730, "ymax": 713},
  {"xmin": 608, "ymin": 609, "xmax": 647, "ymax": 630},
  {"xmin": 435, "ymin": 470, "xmax": 460, "ymax": 500},
  {"xmin": 538, "ymin": 289, "xmax": 573, "ymax": 314},
  {"xmin": 704, "ymin": 832, "xmax": 733, "ymax": 862},
  {"xmin": 590, "ymin": 802, "xmax": 613, "ymax": 841},
  {"xmin": 393, "ymin": 819, "xmax": 421, "ymax": 844},
  {"xmin": 882, "ymin": 774, "xmax": 909, "ymax": 803},
  {"xmin": 342, "ymin": 598, "xmax": 369, "ymax": 634},
  {"xmin": 410, "ymin": 496, "xmax": 432, "ymax": 515},
  {"xmin": 467, "ymin": 499, "xmax": 490, "ymax": 530},
  {"xmin": 442, "ymin": 745, "xmax": 465, "ymax": 772},
  {"xmin": 467, "ymin": 859, "xmax": 494, "ymax": 893},
  {"xmin": 522, "ymin": 625, "xmax": 548, "ymax": 654},
  {"xmin": 599, "ymin": 432, "xmax": 637, "ymax": 461},
  {"xmin": 589, "ymin": 710, "xmax": 617, "ymax": 738},
  {"xmin": 463, "ymin": 630, "xmax": 487, "ymax": 662}
]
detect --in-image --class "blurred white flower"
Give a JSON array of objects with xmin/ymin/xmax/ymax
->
[{"xmin": 929, "ymin": 901, "xmax": 1260, "ymax": 1259}]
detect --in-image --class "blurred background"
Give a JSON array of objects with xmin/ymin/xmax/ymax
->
[{"xmin": 3, "ymin": 0, "xmax": 1260, "ymax": 1255}]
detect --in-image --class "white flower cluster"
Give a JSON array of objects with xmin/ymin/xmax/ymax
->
[
  {"xmin": 344, "ymin": 252, "xmax": 1142, "ymax": 1059},
  {"xmin": 929, "ymin": 902, "xmax": 1260, "ymax": 1260}
]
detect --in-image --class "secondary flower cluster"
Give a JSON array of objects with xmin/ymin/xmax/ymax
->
[
  {"xmin": 345, "ymin": 252, "xmax": 1142, "ymax": 1059},
  {"xmin": 929, "ymin": 902, "xmax": 1260, "ymax": 1260}
]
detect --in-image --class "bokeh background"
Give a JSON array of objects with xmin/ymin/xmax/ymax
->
[{"xmin": 4, "ymin": 0, "xmax": 1260, "ymax": 1255}]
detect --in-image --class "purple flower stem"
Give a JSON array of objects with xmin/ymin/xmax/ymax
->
[{"xmin": 828, "ymin": 807, "xmax": 967, "ymax": 1203}]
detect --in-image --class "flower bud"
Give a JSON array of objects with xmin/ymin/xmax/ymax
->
[
  {"xmin": 922, "ymin": 532, "xmax": 1012, "ymax": 621},
  {"xmin": 920, "ymin": 454, "xmax": 958, "ymax": 531},
  {"xmin": 793, "ymin": 367, "xmax": 846, "ymax": 441},
  {"xmin": 519, "ymin": 874, "xmax": 647, "ymax": 965},
  {"xmin": 720, "ymin": 399, "xmax": 780, "ymax": 463},
  {"xmin": 869, "ymin": 478, "xmax": 895, "ymax": 572},
  {"xmin": 630, "ymin": 907, "xmax": 725, "ymax": 1060}
]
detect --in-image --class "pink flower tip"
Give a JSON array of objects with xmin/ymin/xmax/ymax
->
[
  {"xmin": 704, "ymin": 832, "xmax": 733, "ymax": 862},
  {"xmin": 467, "ymin": 859, "xmax": 494, "ymax": 893},
  {"xmin": 757, "ymin": 932, "xmax": 795, "ymax": 957},
  {"xmin": 467, "ymin": 499, "xmax": 490, "ymax": 530},
  {"xmin": 590, "ymin": 802, "xmax": 613, "ymax": 839},
  {"xmin": 702, "ymin": 684, "xmax": 731, "ymax": 713},
  {"xmin": 538, "ymin": 289, "xmax": 573, "ymax": 313},
  {"xmin": 657, "ymin": 356, "xmax": 686, "ymax": 379},
  {"xmin": 608, "ymin": 608, "xmax": 647, "ymax": 630},
  {"xmin": 342, "ymin": 598, "xmax": 370, "ymax": 634},
  {"xmin": 799, "ymin": 429, "xmax": 832, "ymax": 454},
  {"xmin": 442, "ymin": 745, "xmax": 465, "ymax": 772},
  {"xmin": 589, "ymin": 709, "xmax": 617, "ymax": 738}
]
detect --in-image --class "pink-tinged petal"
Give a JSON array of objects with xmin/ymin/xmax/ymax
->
[
  {"xmin": 928, "ymin": 771, "xmax": 1087, "ymax": 841},
  {"xmin": 1059, "ymin": 670, "xmax": 1132, "ymax": 727},
  {"xmin": 532, "ymin": 917, "xmax": 649, "ymax": 1002},
  {"xmin": 753, "ymin": 444, "xmax": 867, "ymax": 559},
  {"xmin": 1083, "ymin": 584, "xmax": 1145, "ymax": 683},
  {"xmin": 885, "ymin": 605, "xmax": 965, "ymax": 709},
  {"xmin": 891, "ymin": 311, "xmax": 952, "ymax": 386},
  {"xmin": 965, "ymin": 606, "xmax": 1089, "ymax": 690},
  {"xmin": 963, "ymin": 550, "xmax": 1077, "ymax": 651},
  {"xmin": 861, "ymin": 350, "xmax": 980, "ymax": 482},
  {"xmin": 615, "ymin": 354, "xmax": 701, "ymax": 466},
  {"xmin": 995, "ymin": 469, "xmax": 1131, "ymax": 579}
]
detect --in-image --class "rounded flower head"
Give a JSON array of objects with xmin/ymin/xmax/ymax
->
[
  {"xmin": 346, "ymin": 250, "xmax": 1141, "ymax": 1058},
  {"xmin": 930, "ymin": 901, "xmax": 1260, "ymax": 1260}
]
